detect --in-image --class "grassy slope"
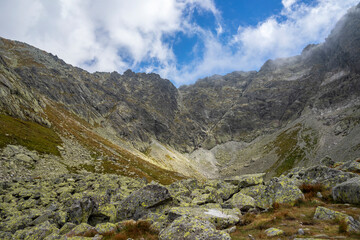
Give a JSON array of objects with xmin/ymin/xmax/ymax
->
[
  {"xmin": 44, "ymin": 102, "xmax": 185, "ymax": 185},
  {"xmin": 0, "ymin": 114, "xmax": 62, "ymax": 156},
  {"xmin": 267, "ymin": 124, "xmax": 318, "ymax": 176}
]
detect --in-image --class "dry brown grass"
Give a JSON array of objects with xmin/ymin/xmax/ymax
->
[
  {"xmin": 231, "ymin": 199, "xmax": 360, "ymax": 240},
  {"xmin": 103, "ymin": 220, "xmax": 158, "ymax": 240},
  {"xmin": 338, "ymin": 218, "xmax": 348, "ymax": 233},
  {"xmin": 299, "ymin": 183, "xmax": 325, "ymax": 200}
]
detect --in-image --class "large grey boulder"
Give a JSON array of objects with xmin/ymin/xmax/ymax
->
[
  {"xmin": 332, "ymin": 177, "xmax": 360, "ymax": 204},
  {"xmin": 240, "ymin": 177, "xmax": 304, "ymax": 209},
  {"xmin": 159, "ymin": 215, "xmax": 231, "ymax": 240},
  {"xmin": 225, "ymin": 192, "xmax": 256, "ymax": 211},
  {"xmin": 290, "ymin": 166, "xmax": 357, "ymax": 188},
  {"xmin": 66, "ymin": 196, "xmax": 97, "ymax": 224},
  {"xmin": 116, "ymin": 184, "xmax": 172, "ymax": 221}
]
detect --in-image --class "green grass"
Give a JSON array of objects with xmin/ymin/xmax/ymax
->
[
  {"xmin": 0, "ymin": 114, "xmax": 62, "ymax": 155},
  {"xmin": 267, "ymin": 124, "xmax": 318, "ymax": 176}
]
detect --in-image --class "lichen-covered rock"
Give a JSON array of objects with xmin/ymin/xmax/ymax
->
[
  {"xmin": 66, "ymin": 196, "xmax": 97, "ymax": 224},
  {"xmin": 192, "ymin": 193, "xmax": 220, "ymax": 205},
  {"xmin": 0, "ymin": 215, "xmax": 28, "ymax": 233},
  {"xmin": 290, "ymin": 166, "xmax": 357, "ymax": 188},
  {"xmin": 335, "ymin": 160, "xmax": 360, "ymax": 173},
  {"xmin": 59, "ymin": 222, "xmax": 76, "ymax": 235},
  {"xmin": 66, "ymin": 223, "xmax": 94, "ymax": 236},
  {"xmin": 13, "ymin": 221, "xmax": 59, "ymax": 240},
  {"xmin": 43, "ymin": 232, "xmax": 64, "ymax": 240},
  {"xmin": 159, "ymin": 215, "xmax": 231, "ymax": 240},
  {"xmin": 313, "ymin": 206, "xmax": 349, "ymax": 220},
  {"xmin": 0, "ymin": 231, "xmax": 13, "ymax": 240},
  {"xmin": 94, "ymin": 222, "xmax": 116, "ymax": 235},
  {"xmin": 225, "ymin": 173, "xmax": 265, "ymax": 188},
  {"xmin": 116, "ymin": 184, "xmax": 171, "ymax": 221},
  {"xmin": 332, "ymin": 177, "xmax": 360, "ymax": 204},
  {"xmin": 313, "ymin": 206, "xmax": 360, "ymax": 233},
  {"xmin": 146, "ymin": 212, "xmax": 170, "ymax": 232},
  {"xmin": 240, "ymin": 177, "xmax": 303, "ymax": 209},
  {"xmin": 265, "ymin": 227, "xmax": 284, "ymax": 237},
  {"xmin": 225, "ymin": 192, "xmax": 255, "ymax": 210},
  {"xmin": 168, "ymin": 207, "xmax": 240, "ymax": 229},
  {"xmin": 216, "ymin": 184, "xmax": 239, "ymax": 201}
]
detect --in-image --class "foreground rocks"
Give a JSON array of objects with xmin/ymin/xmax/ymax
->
[
  {"xmin": 159, "ymin": 215, "xmax": 231, "ymax": 240},
  {"xmin": 0, "ymin": 163, "xmax": 359, "ymax": 239}
]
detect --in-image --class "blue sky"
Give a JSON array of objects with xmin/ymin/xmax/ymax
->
[{"xmin": 0, "ymin": 0, "xmax": 358, "ymax": 86}]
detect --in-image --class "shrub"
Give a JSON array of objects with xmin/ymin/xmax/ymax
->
[
  {"xmin": 299, "ymin": 183, "xmax": 325, "ymax": 199},
  {"xmin": 338, "ymin": 218, "xmax": 348, "ymax": 233},
  {"xmin": 272, "ymin": 202, "xmax": 280, "ymax": 210}
]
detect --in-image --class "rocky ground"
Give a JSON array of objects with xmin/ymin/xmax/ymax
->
[{"xmin": 0, "ymin": 159, "xmax": 359, "ymax": 239}]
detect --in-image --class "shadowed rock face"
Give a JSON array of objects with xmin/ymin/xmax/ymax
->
[{"xmin": 0, "ymin": 3, "xmax": 360, "ymax": 178}]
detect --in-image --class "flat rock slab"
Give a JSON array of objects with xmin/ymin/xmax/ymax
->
[
  {"xmin": 225, "ymin": 173, "xmax": 265, "ymax": 188},
  {"xmin": 168, "ymin": 207, "xmax": 241, "ymax": 229}
]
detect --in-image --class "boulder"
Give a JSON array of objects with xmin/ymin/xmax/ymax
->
[
  {"xmin": 116, "ymin": 184, "xmax": 171, "ymax": 221},
  {"xmin": 59, "ymin": 222, "xmax": 76, "ymax": 235},
  {"xmin": 240, "ymin": 177, "xmax": 304, "ymax": 209},
  {"xmin": 168, "ymin": 207, "xmax": 240, "ymax": 229},
  {"xmin": 313, "ymin": 206, "xmax": 348, "ymax": 220},
  {"xmin": 335, "ymin": 160, "xmax": 360, "ymax": 173},
  {"xmin": 295, "ymin": 166, "xmax": 357, "ymax": 188},
  {"xmin": 0, "ymin": 231, "xmax": 13, "ymax": 240},
  {"xmin": 313, "ymin": 206, "xmax": 360, "ymax": 233},
  {"xmin": 332, "ymin": 177, "xmax": 360, "ymax": 204},
  {"xmin": 192, "ymin": 193, "xmax": 219, "ymax": 205},
  {"xmin": 66, "ymin": 223, "xmax": 94, "ymax": 236},
  {"xmin": 224, "ymin": 173, "xmax": 265, "ymax": 188},
  {"xmin": 225, "ymin": 192, "xmax": 255, "ymax": 211},
  {"xmin": 94, "ymin": 222, "xmax": 116, "ymax": 235},
  {"xmin": 265, "ymin": 227, "xmax": 284, "ymax": 237},
  {"xmin": 13, "ymin": 221, "xmax": 59, "ymax": 240},
  {"xmin": 67, "ymin": 196, "xmax": 97, "ymax": 224},
  {"xmin": 159, "ymin": 215, "xmax": 231, "ymax": 240},
  {"xmin": 320, "ymin": 156, "xmax": 335, "ymax": 167}
]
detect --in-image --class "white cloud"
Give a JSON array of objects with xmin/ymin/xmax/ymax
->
[
  {"xmin": 282, "ymin": 0, "xmax": 298, "ymax": 9},
  {"xmin": 0, "ymin": 0, "xmax": 358, "ymax": 86},
  {"xmin": 0, "ymin": 0, "xmax": 218, "ymax": 73},
  {"xmin": 169, "ymin": 0, "xmax": 359, "ymax": 85}
]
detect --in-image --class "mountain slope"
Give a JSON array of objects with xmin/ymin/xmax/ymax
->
[{"xmin": 0, "ymin": 3, "xmax": 360, "ymax": 180}]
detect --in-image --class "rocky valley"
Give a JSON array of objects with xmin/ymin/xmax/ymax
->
[{"xmin": 0, "ymin": 3, "xmax": 360, "ymax": 240}]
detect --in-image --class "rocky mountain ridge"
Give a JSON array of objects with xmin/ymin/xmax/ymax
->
[{"xmin": 0, "ymin": 4, "xmax": 360, "ymax": 181}]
